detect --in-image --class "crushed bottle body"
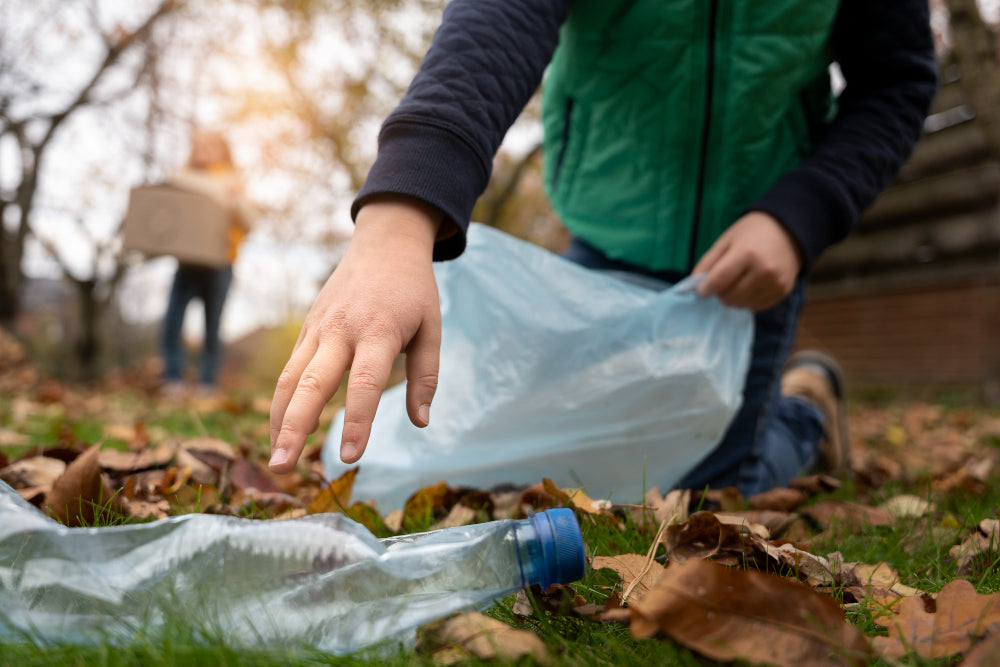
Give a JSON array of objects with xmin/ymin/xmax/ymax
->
[{"xmin": 0, "ymin": 481, "xmax": 584, "ymax": 653}]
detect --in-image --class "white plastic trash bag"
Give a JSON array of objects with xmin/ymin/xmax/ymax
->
[{"xmin": 323, "ymin": 224, "xmax": 753, "ymax": 509}]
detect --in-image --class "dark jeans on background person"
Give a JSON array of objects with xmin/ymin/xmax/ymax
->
[
  {"xmin": 161, "ymin": 263, "xmax": 234, "ymax": 385},
  {"xmin": 562, "ymin": 236, "xmax": 824, "ymax": 495}
]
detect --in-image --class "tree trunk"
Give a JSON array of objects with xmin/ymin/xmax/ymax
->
[
  {"xmin": 946, "ymin": 0, "xmax": 1000, "ymax": 158},
  {"xmin": 0, "ymin": 224, "xmax": 18, "ymax": 329},
  {"xmin": 74, "ymin": 279, "xmax": 101, "ymax": 381}
]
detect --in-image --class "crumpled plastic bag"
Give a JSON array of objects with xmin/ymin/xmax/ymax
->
[{"xmin": 323, "ymin": 224, "xmax": 753, "ymax": 509}]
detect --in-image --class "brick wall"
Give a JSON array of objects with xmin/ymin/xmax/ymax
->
[{"xmin": 795, "ymin": 277, "xmax": 1000, "ymax": 387}]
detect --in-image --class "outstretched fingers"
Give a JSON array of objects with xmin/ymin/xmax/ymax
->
[
  {"xmin": 405, "ymin": 314, "xmax": 441, "ymax": 428},
  {"xmin": 269, "ymin": 339, "xmax": 349, "ymax": 473},
  {"xmin": 338, "ymin": 343, "xmax": 399, "ymax": 463}
]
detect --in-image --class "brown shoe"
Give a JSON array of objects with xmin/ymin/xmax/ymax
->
[{"xmin": 781, "ymin": 350, "xmax": 849, "ymax": 474}]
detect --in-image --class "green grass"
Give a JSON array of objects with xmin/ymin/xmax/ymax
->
[{"xmin": 2, "ymin": 388, "xmax": 1000, "ymax": 666}]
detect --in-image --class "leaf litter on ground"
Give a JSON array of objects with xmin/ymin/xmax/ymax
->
[{"xmin": 3, "ymin": 342, "xmax": 1000, "ymax": 665}]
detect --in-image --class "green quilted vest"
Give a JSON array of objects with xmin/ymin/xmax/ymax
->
[{"xmin": 542, "ymin": 0, "xmax": 839, "ymax": 272}]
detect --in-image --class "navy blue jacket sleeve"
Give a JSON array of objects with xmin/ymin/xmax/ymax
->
[
  {"xmin": 749, "ymin": 0, "xmax": 939, "ymax": 268},
  {"xmin": 352, "ymin": 0, "xmax": 572, "ymax": 261}
]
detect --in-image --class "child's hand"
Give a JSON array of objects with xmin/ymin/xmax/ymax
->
[
  {"xmin": 692, "ymin": 212, "xmax": 803, "ymax": 312},
  {"xmin": 268, "ymin": 198, "xmax": 443, "ymax": 472}
]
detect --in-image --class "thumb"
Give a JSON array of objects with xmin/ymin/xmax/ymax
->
[{"xmin": 404, "ymin": 322, "xmax": 441, "ymax": 428}]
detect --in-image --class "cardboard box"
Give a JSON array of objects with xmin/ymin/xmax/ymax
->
[{"xmin": 121, "ymin": 184, "xmax": 231, "ymax": 267}]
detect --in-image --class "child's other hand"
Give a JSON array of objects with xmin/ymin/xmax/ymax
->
[
  {"xmin": 692, "ymin": 212, "xmax": 803, "ymax": 312},
  {"xmin": 268, "ymin": 197, "xmax": 443, "ymax": 472}
]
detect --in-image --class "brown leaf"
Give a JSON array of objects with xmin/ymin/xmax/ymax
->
[
  {"xmin": 419, "ymin": 612, "xmax": 550, "ymax": 665},
  {"xmin": 935, "ymin": 457, "xmax": 995, "ymax": 496},
  {"xmin": 664, "ymin": 511, "xmax": 772, "ymax": 568},
  {"xmin": 229, "ymin": 458, "xmax": 280, "ymax": 494},
  {"xmin": 430, "ymin": 503, "xmax": 478, "ymax": 530},
  {"xmin": 714, "ymin": 512, "xmax": 771, "ymax": 539},
  {"xmin": 122, "ymin": 498, "xmax": 170, "ymax": 520},
  {"xmin": 175, "ymin": 448, "xmax": 216, "ymax": 486},
  {"xmin": 519, "ymin": 480, "xmax": 567, "ymax": 510},
  {"xmin": 402, "ymin": 481, "xmax": 458, "ymax": 528},
  {"xmin": 384, "ymin": 508, "xmax": 404, "ymax": 533},
  {"xmin": 950, "ymin": 519, "xmax": 1000, "ymax": 576},
  {"xmin": 747, "ymin": 487, "xmax": 808, "ymax": 512},
  {"xmin": 233, "ymin": 490, "xmax": 303, "ymax": 516},
  {"xmin": 961, "ymin": 630, "xmax": 1000, "ymax": 667},
  {"xmin": 629, "ymin": 559, "xmax": 871, "ymax": 666},
  {"xmin": 97, "ymin": 441, "xmax": 176, "ymax": 473},
  {"xmin": 802, "ymin": 500, "xmax": 893, "ymax": 530},
  {"xmin": 512, "ymin": 583, "xmax": 586, "ymax": 617},
  {"xmin": 592, "ymin": 553, "xmax": 667, "ymax": 602},
  {"xmin": 102, "ymin": 422, "xmax": 151, "ymax": 450},
  {"xmin": 765, "ymin": 543, "xmax": 838, "ymax": 587},
  {"xmin": 0, "ymin": 456, "xmax": 66, "ymax": 489},
  {"xmin": 690, "ymin": 486, "xmax": 744, "ymax": 512},
  {"xmin": 718, "ymin": 510, "xmax": 798, "ymax": 539},
  {"xmin": 562, "ymin": 486, "xmax": 612, "ymax": 515},
  {"xmin": 343, "ymin": 502, "xmax": 393, "ymax": 536},
  {"xmin": 307, "ymin": 468, "xmax": 358, "ymax": 514},
  {"xmin": 0, "ymin": 427, "xmax": 30, "ymax": 448},
  {"xmin": 873, "ymin": 579, "xmax": 1000, "ymax": 659},
  {"xmin": 636, "ymin": 487, "xmax": 690, "ymax": 527},
  {"xmin": 180, "ymin": 437, "xmax": 235, "ymax": 471},
  {"xmin": 789, "ymin": 474, "xmax": 842, "ymax": 496},
  {"xmin": 44, "ymin": 445, "xmax": 126, "ymax": 527}
]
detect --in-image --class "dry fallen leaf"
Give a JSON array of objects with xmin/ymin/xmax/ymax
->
[
  {"xmin": 384, "ymin": 508, "xmax": 404, "ymax": 533},
  {"xmin": 592, "ymin": 553, "xmax": 667, "ymax": 602},
  {"xmin": 835, "ymin": 559, "xmax": 926, "ymax": 612},
  {"xmin": 512, "ymin": 584, "xmax": 587, "ymax": 617},
  {"xmin": 664, "ymin": 511, "xmax": 772, "ymax": 569},
  {"xmin": 802, "ymin": 500, "xmax": 894, "ymax": 530},
  {"xmin": 633, "ymin": 487, "xmax": 690, "ymax": 527},
  {"xmin": 789, "ymin": 474, "xmax": 842, "ymax": 496},
  {"xmin": 430, "ymin": 503, "xmax": 477, "ymax": 530},
  {"xmin": 44, "ymin": 445, "xmax": 125, "ymax": 527},
  {"xmin": 229, "ymin": 458, "xmax": 280, "ymax": 494},
  {"xmin": 307, "ymin": 468, "xmax": 358, "ymax": 514},
  {"xmin": 419, "ymin": 612, "xmax": 550, "ymax": 665},
  {"xmin": 629, "ymin": 558, "xmax": 871, "ymax": 666},
  {"xmin": 961, "ymin": 630, "xmax": 1000, "ymax": 667},
  {"xmin": 691, "ymin": 486, "xmax": 743, "ymax": 512},
  {"xmin": 98, "ymin": 441, "xmax": 176, "ymax": 473},
  {"xmin": 402, "ymin": 481, "xmax": 457, "ymax": 527},
  {"xmin": 0, "ymin": 427, "xmax": 30, "ymax": 448},
  {"xmin": 765, "ymin": 543, "xmax": 838, "ymax": 587},
  {"xmin": 950, "ymin": 519, "xmax": 1000, "ymax": 576},
  {"xmin": 747, "ymin": 487, "xmax": 808, "ymax": 512},
  {"xmin": 873, "ymin": 579, "xmax": 1000, "ymax": 659},
  {"xmin": 0, "ymin": 456, "xmax": 66, "ymax": 489},
  {"xmin": 122, "ymin": 498, "xmax": 170, "ymax": 520},
  {"xmin": 879, "ymin": 494, "xmax": 935, "ymax": 521},
  {"xmin": 717, "ymin": 510, "xmax": 798, "ymax": 539}
]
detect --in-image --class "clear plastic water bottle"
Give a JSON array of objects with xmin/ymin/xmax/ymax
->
[{"xmin": 0, "ymin": 480, "xmax": 585, "ymax": 653}]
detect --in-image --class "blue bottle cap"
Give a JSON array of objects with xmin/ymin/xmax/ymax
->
[{"xmin": 530, "ymin": 508, "xmax": 586, "ymax": 588}]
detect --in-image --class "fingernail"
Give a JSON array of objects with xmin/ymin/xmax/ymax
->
[
  {"xmin": 269, "ymin": 448, "xmax": 288, "ymax": 467},
  {"xmin": 418, "ymin": 404, "xmax": 430, "ymax": 426},
  {"xmin": 342, "ymin": 441, "xmax": 358, "ymax": 462}
]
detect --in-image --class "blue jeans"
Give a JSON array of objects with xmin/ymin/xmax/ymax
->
[
  {"xmin": 161, "ymin": 263, "xmax": 233, "ymax": 385},
  {"xmin": 562, "ymin": 237, "xmax": 823, "ymax": 495}
]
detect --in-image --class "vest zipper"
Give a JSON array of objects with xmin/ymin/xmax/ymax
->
[
  {"xmin": 687, "ymin": 0, "xmax": 719, "ymax": 272},
  {"xmin": 551, "ymin": 97, "xmax": 575, "ymax": 191}
]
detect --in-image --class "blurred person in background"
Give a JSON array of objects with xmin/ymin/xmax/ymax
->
[{"xmin": 160, "ymin": 130, "xmax": 251, "ymax": 399}]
